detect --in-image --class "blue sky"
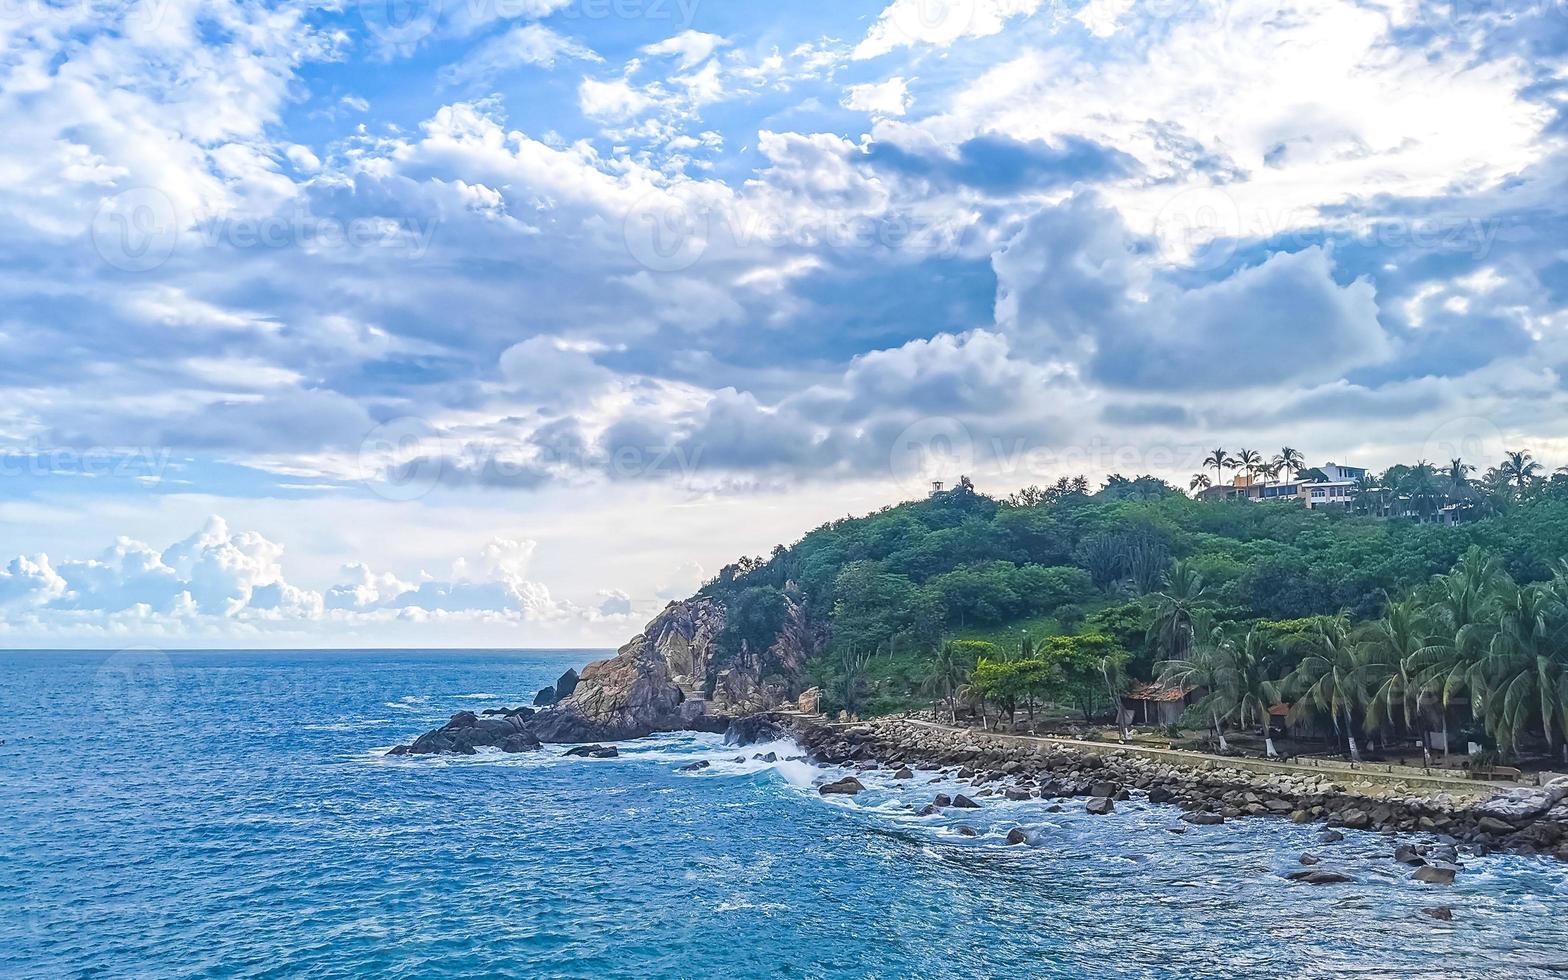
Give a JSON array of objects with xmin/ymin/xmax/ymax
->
[{"xmin": 1, "ymin": 0, "xmax": 1565, "ymax": 646}]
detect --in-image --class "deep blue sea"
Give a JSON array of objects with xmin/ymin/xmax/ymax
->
[{"xmin": 4, "ymin": 649, "xmax": 1568, "ymax": 979}]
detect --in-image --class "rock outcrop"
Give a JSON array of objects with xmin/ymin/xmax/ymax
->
[
  {"xmin": 387, "ymin": 711, "xmax": 541, "ymax": 756},
  {"xmin": 392, "ymin": 592, "xmax": 824, "ymax": 752}
]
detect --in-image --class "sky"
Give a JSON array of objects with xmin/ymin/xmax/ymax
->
[{"xmin": 0, "ymin": 0, "xmax": 1565, "ymax": 648}]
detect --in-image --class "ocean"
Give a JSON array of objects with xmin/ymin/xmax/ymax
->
[{"xmin": 3, "ymin": 648, "xmax": 1567, "ymax": 978}]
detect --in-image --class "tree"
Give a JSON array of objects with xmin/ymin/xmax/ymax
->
[
  {"xmin": 1189, "ymin": 473, "xmax": 1212, "ymax": 494},
  {"xmin": 1036, "ymin": 634, "xmax": 1129, "ymax": 727},
  {"xmin": 1361, "ymin": 598, "xmax": 1434, "ymax": 766},
  {"xmin": 836, "ymin": 644, "xmax": 873, "ymax": 718},
  {"xmin": 1480, "ymin": 580, "xmax": 1567, "ymax": 760},
  {"xmin": 1286, "ymin": 615, "xmax": 1370, "ymax": 762},
  {"xmin": 1157, "ymin": 613, "xmax": 1232, "ymax": 751},
  {"xmin": 1500, "ymin": 450, "xmax": 1542, "ymax": 492},
  {"xmin": 922, "ymin": 640, "xmax": 971, "ymax": 721},
  {"xmin": 1235, "ymin": 449, "xmax": 1262, "ymax": 481},
  {"xmin": 1210, "ymin": 629, "xmax": 1283, "ymax": 757},
  {"xmin": 1203, "ymin": 448, "xmax": 1235, "ymax": 489},
  {"xmin": 1150, "ymin": 560, "xmax": 1207, "ymax": 662},
  {"xmin": 1275, "ymin": 447, "xmax": 1305, "ymax": 482},
  {"xmin": 1410, "ymin": 548, "xmax": 1503, "ymax": 760}
]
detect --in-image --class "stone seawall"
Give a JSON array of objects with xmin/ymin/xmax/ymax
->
[{"xmin": 792, "ymin": 717, "xmax": 1568, "ymax": 864}]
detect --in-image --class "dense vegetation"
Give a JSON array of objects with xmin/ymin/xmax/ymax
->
[{"xmin": 699, "ymin": 457, "xmax": 1568, "ymax": 762}]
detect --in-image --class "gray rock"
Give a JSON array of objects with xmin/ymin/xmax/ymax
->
[
  {"xmin": 1287, "ymin": 869, "xmax": 1353, "ymax": 885},
  {"xmin": 951, "ymin": 794, "xmax": 981, "ymax": 809},
  {"xmin": 819, "ymin": 776, "xmax": 866, "ymax": 796},
  {"xmin": 1414, "ymin": 865, "xmax": 1457, "ymax": 885},
  {"xmin": 1182, "ymin": 812, "xmax": 1225, "ymax": 826},
  {"xmin": 1086, "ymin": 797, "xmax": 1115, "ymax": 815},
  {"xmin": 1421, "ymin": 906, "xmax": 1454, "ymax": 921}
]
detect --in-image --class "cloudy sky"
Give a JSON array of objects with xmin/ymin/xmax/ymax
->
[{"xmin": 0, "ymin": 0, "xmax": 1564, "ymax": 647}]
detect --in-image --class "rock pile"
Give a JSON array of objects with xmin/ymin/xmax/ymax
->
[{"xmin": 793, "ymin": 718, "xmax": 1568, "ymax": 863}]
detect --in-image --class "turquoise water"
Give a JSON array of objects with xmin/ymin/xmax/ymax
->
[{"xmin": 4, "ymin": 649, "xmax": 1568, "ymax": 978}]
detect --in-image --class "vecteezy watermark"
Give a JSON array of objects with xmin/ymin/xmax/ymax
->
[
  {"xmin": 91, "ymin": 187, "xmax": 180, "ymax": 273},
  {"xmin": 884, "ymin": 0, "xmax": 978, "ymax": 47},
  {"xmin": 0, "ymin": 0, "xmax": 177, "ymax": 28},
  {"xmin": 622, "ymin": 193, "xmax": 972, "ymax": 273},
  {"xmin": 1422, "ymin": 416, "xmax": 1507, "ymax": 471},
  {"xmin": 358, "ymin": 417, "xmax": 451, "ymax": 501},
  {"xmin": 1150, "ymin": 186, "xmax": 1508, "ymax": 271},
  {"xmin": 89, "ymin": 646, "xmax": 177, "ymax": 731},
  {"xmin": 0, "ymin": 443, "xmax": 172, "ymax": 483},
  {"xmin": 887, "ymin": 417, "xmax": 1225, "ymax": 495},
  {"xmin": 889, "ymin": 417, "xmax": 976, "ymax": 497},
  {"xmin": 358, "ymin": 0, "xmax": 702, "ymax": 45},
  {"xmin": 190, "ymin": 206, "xmax": 439, "ymax": 258},
  {"xmin": 90, "ymin": 188, "xmax": 441, "ymax": 272}
]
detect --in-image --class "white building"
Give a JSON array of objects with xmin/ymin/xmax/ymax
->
[{"xmin": 1196, "ymin": 461, "xmax": 1366, "ymax": 510}]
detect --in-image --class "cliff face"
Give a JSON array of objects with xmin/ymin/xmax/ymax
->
[{"xmin": 531, "ymin": 592, "xmax": 824, "ymax": 742}]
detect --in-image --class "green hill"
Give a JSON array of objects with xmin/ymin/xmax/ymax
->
[{"xmin": 696, "ymin": 476, "xmax": 1568, "ymax": 719}]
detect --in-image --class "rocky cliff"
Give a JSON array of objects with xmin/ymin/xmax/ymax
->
[
  {"xmin": 393, "ymin": 591, "xmax": 825, "ymax": 751},
  {"xmin": 536, "ymin": 592, "xmax": 825, "ymax": 741}
]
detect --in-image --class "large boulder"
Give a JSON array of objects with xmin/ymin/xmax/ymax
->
[
  {"xmin": 554, "ymin": 668, "xmax": 580, "ymax": 701},
  {"xmin": 819, "ymin": 776, "xmax": 865, "ymax": 796},
  {"xmin": 724, "ymin": 714, "xmax": 788, "ymax": 746},
  {"xmin": 1476, "ymin": 778, "xmax": 1568, "ymax": 819}
]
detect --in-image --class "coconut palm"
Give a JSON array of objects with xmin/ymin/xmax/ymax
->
[
  {"xmin": 1189, "ymin": 473, "xmax": 1212, "ymax": 494},
  {"xmin": 1410, "ymin": 549, "xmax": 1503, "ymax": 759},
  {"xmin": 1275, "ymin": 447, "xmax": 1305, "ymax": 482},
  {"xmin": 1287, "ymin": 615, "xmax": 1370, "ymax": 762},
  {"xmin": 1361, "ymin": 598, "xmax": 1435, "ymax": 766},
  {"xmin": 1202, "ymin": 448, "xmax": 1235, "ymax": 489},
  {"xmin": 1150, "ymin": 560, "xmax": 1207, "ymax": 662},
  {"xmin": 1500, "ymin": 450, "xmax": 1541, "ymax": 492},
  {"xmin": 1479, "ymin": 581, "xmax": 1568, "ymax": 760},
  {"xmin": 1156, "ymin": 614, "xmax": 1232, "ymax": 751},
  {"xmin": 1210, "ymin": 628, "xmax": 1283, "ymax": 757},
  {"xmin": 922, "ymin": 640, "xmax": 970, "ymax": 722},
  {"xmin": 1347, "ymin": 472, "xmax": 1379, "ymax": 516},
  {"xmin": 1234, "ymin": 448, "xmax": 1262, "ymax": 481}
]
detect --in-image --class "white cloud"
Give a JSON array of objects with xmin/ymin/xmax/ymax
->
[
  {"xmin": 855, "ymin": 0, "xmax": 1046, "ymax": 59},
  {"xmin": 843, "ymin": 77, "xmax": 912, "ymax": 117},
  {"xmin": 440, "ymin": 24, "xmax": 599, "ymax": 87},
  {"xmin": 579, "ymin": 77, "xmax": 658, "ymax": 120},
  {"xmin": 641, "ymin": 30, "xmax": 727, "ymax": 70}
]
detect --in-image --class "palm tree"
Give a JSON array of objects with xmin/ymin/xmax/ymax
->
[
  {"xmin": 1351, "ymin": 473, "xmax": 1382, "ymax": 517},
  {"xmin": 1361, "ymin": 598, "xmax": 1434, "ymax": 766},
  {"xmin": 922, "ymin": 641, "xmax": 970, "ymax": 722},
  {"xmin": 1500, "ymin": 450, "xmax": 1541, "ymax": 492},
  {"xmin": 1203, "ymin": 448, "xmax": 1234, "ymax": 489},
  {"xmin": 1157, "ymin": 614, "xmax": 1232, "ymax": 751},
  {"xmin": 1405, "ymin": 460, "xmax": 1439, "ymax": 523},
  {"xmin": 1150, "ymin": 560, "xmax": 1207, "ymax": 661},
  {"xmin": 1410, "ymin": 549, "xmax": 1503, "ymax": 760},
  {"xmin": 1287, "ymin": 615, "xmax": 1370, "ymax": 762},
  {"xmin": 1210, "ymin": 628, "xmax": 1282, "ymax": 757},
  {"xmin": 1275, "ymin": 447, "xmax": 1305, "ymax": 482},
  {"xmin": 1447, "ymin": 458, "xmax": 1474, "ymax": 490},
  {"xmin": 1480, "ymin": 581, "xmax": 1568, "ymax": 760},
  {"xmin": 1189, "ymin": 473, "xmax": 1212, "ymax": 494},
  {"xmin": 1234, "ymin": 449, "xmax": 1262, "ymax": 482}
]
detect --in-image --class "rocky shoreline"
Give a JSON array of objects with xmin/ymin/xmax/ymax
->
[{"xmin": 790, "ymin": 716, "xmax": 1568, "ymax": 871}]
